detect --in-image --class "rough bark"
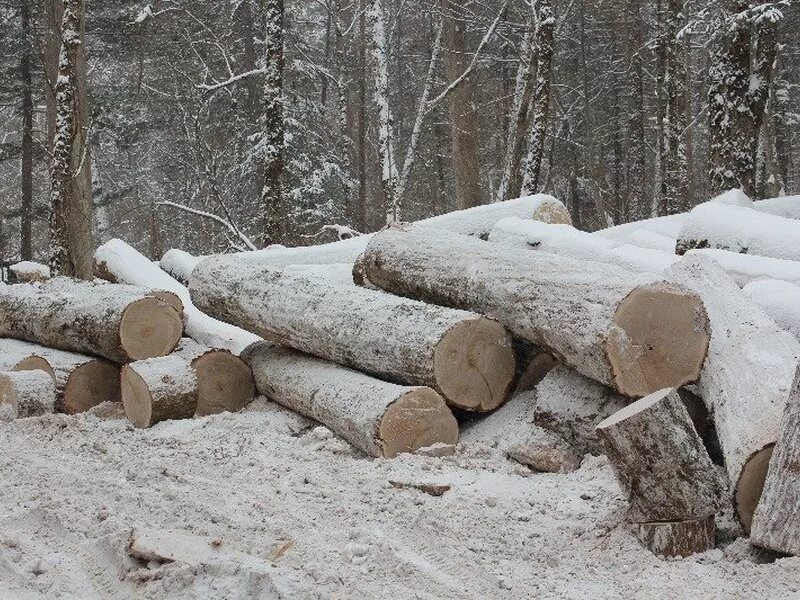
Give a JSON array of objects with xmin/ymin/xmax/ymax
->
[
  {"xmin": 121, "ymin": 355, "xmax": 199, "ymax": 428},
  {"xmin": 634, "ymin": 517, "xmax": 716, "ymax": 558},
  {"xmin": 19, "ymin": 0, "xmax": 34, "ymax": 261},
  {"xmin": 597, "ymin": 388, "xmax": 725, "ymax": 523},
  {"xmin": 359, "ymin": 227, "xmax": 709, "ymax": 397},
  {"xmin": 662, "ymin": 0, "xmax": 688, "ymax": 215},
  {"xmin": 191, "ymin": 261, "xmax": 515, "ymax": 411},
  {"xmin": 242, "ymin": 343, "xmax": 459, "ymax": 458},
  {"xmin": 0, "ymin": 371, "xmax": 56, "ymax": 420},
  {"xmin": 262, "ymin": 0, "xmax": 285, "ymax": 245},
  {"xmin": 667, "ymin": 254, "xmax": 800, "ymax": 530},
  {"xmin": 0, "ymin": 278, "xmax": 183, "ymax": 363}
]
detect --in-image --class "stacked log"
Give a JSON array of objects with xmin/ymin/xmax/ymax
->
[
  {"xmin": 743, "ymin": 280, "xmax": 800, "ymax": 340},
  {"xmin": 356, "ymin": 227, "xmax": 709, "ymax": 398},
  {"xmin": 190, "ymin": 261, "xmax": 516, "ymax": 412},
  {"xmin": 121, "ymin": 355, "xmax": 199, "ymax": 428},
  {"xmin": 8, "ymin": 261, "xmax": 50, "ymax": 283},
  {"xmin": 0, "ymin": 371, "xmax": 56, "ymax": 419},
  {"xmin": 242, "ymin": 343, "xmax": 459, "ymax": 458}
]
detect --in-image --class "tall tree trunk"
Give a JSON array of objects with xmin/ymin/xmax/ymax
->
[
  {"xmin": 49, "ymin": 0, "xmax": 93, "ymax": 279},
  {"xmin": 357, "ymin": 0, "xmax": 368, "ymax": 230},
  {"xmin": 441, "ymin": 0, "xmax": 485, "ymax": 209},
  {"xmin": 262, "ymin": 0, "xmax": 285, "ymax": 245},
  {"xmin": 625, "ymin": 0, "xmax": 648, "ymax": 221},
  {"xmin": 663, "ymin": 0, "xmax": 688, "ymax": 214},
  {"xmin": 20, "ymin": 0, "xmax": 34, "ymax": 261},
  {"xmin": 655, "ymin": 0, "xmax": 667, "ymax": 215}
]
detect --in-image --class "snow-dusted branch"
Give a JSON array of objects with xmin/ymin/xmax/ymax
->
[{"xmin": 157, "ymin": 201, "xmax": 258, "ymax": 251}]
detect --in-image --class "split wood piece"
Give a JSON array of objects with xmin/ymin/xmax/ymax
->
[
  {"xmin": 174, "ymin": 338, "xmax": 255, "ymax": 416},
  {"xmin": 0, "ymin": 277, "xmax": 183, "ymax": 363},
  {"xmin": 0, "ymin": 370, "xmax": 56, "ymax": 419},
  {"xmin": 668, "ymin": 254, "xmax": 800, "ymax": 531},
  {"xmin": 358, "ymin": 227, "xmax": 709, "ymax": 398},
  {"xmin": 675, "ymin": 202, "xmax": 800, "ymax": 261},
  {"xmin": 121, "ymin": 355, "xmax": 199, "ymax": 428},
  {"xmin": 596, "ymin": 388, "xmax": 725, "ymax": 522},
  {"xmin": 94, "ymin": 239, "xmax": 260, "ymax": 355},
  {"xmin": 242, "ymin": 343, "xmax": 459, "ymax": 458},
  {"xmin": 634, "ymin": 517, "xmax": 715, "ymax": 558},
  {"xmin": 534, "ymin": 364, "xmax": 629, "ymax": 456},
  {"xmin": 9, "ymin": 261, "xmax": 51, "ymax": 283},
  {"xmin": 159, "ymin": 249, "xmax": 203, "ymax": 286},
  {"xmin": 191, "ymin": 262, "xmax": 515, "ymax": 412}
]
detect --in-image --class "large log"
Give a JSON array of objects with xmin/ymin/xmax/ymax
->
[
  {"xmin": 743, "ymin": 280, "xmax": 800, "ymax": 340},
  {"xmin": 0, "ymin": 370, "xmax": 56, "ymax": 419},
  {"xmin": 675, "ymin": 202, "xmax": 800, "ymax": 261},
  {"xmin": 596, "ymin": 388, "xmax": 725, "ymax": 523},
  {"xmin": 190, "ymin": 261, "xmax": 516, "ymax": 412},
  {"xmin": 0, "ymin": 278, "xmax": 183, "ymax": 363},
  {"xmin": 357, "ymin": 227, "xmax": 709, "ymax": 398},
  {"xmin": 242, "ymin": 343, "xmax": 459, "ymax": 458},
  {"xmin": 687, "ymin": 249, "xmax": 800, "ymax": 287},
  {"xmin": 667, "ymin": 254, "xmax": 800, "ymax": 530},
  {"xmin": 488, "ymin": 217, "xmax": 617, "ymax": 260},
  {"xmin": 174, "ymin": 338, "xmax": 255, "ymax": 416},
  {"xmin": 121, "ymin": 355, "xmax": 199, "ymax": 428},
  {"xmin": 94, "ymin": 239, "xmax": 260, "ymax": 355},
  {"xmin": 634, "ymin": 517, "xmax": 716, "ymax": 558},
  {"xmin": 3, "ymin": 338, "xmax": 121, "ymax": 413}
]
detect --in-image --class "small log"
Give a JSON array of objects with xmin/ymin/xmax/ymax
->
[
  {"xmin": 242, "ymin": 343, "xmax": 459, "ymax": 458},
  {"xmin": 358, "ymin": 227, "xmax": 709, "ymax": 398},
  {"xmin": 0, "ymin": 370, "xmax": 56, "ymax": 418},
  {"xmin": 0, "ymin": 277, "xmax": 183, "ymax": 363},
  {"xmin": 512, "ymin": 341, "xmax": 556, "ymax": 394},
  {"xmin": 8, "ymin": 261, "xmax": 50, "ymax": 283},
  {"xmin": 0, "ymin": 337, "xmax": 50, "ymax": 373},
  {"xmin": 121, "ymin": 355, "xmax": 199, "ymax": 428},
  {"xmin": 159, "ymin": 249, "xmax": 202, "ymax": 286},
  {"xmin": 174, "ymin": 338, "xmax": 255, "ymax": 416},
  {"xmin": 191, "ymin": 262, "xmax": 515, "ymax": 412},
  {"xmin": 489, "ymin": 217, "xmax": 616, "ymax": 261},
  {"xmin": 596, "ymin": 388, "xmax": 725, "ymax": 523},
  {"xmin": 634, "ymin": 517, "xmax": 716, "ymax": 558},
  {"xmin": 668, "ymin": 254, "xmax": 800, "ymax": 530}
]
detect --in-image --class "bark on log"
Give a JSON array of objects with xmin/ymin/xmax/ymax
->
[
  {"xmin": 159, "ymin": 249, "xmax": 202, "ymax": 286},
  {"xmin": 0, "ymin": 278, "xmax": 183, "ymax": 363},
  {"xmin": 596, "ymin": 388, "xmax": 725, "ymax": 523},
  {"xmin": 634, "ymin": 517, "xmax": 716, "ymax": 558},
  {"xmin": 667, "ymin": 254, "xmax": 800, "ymax": 530},
  {"xmin": 191, "ymin": 261, "xmax": 516, "ymax": 412},
  {"xmin": 358, "ymin": 227, "xmax": 709, "ymax": 398},
  {"xmin": 174, "ymin": 338, "xmax": 255, "ymax": 416},
  {"xmin": 0, "ymin": 370, "xmax": 56, "ymax": 419},
  {"xmin": 242, "ymin": 343, "xmax": 459, "ymax": 458},
  {"xmin": 675, "ymin": 203, "xmax": 800, "ymax": 261},
  {"xmin": 0, "ymin": 337, "xmax": 51, "ymax": 373},
  {"xmin": 121, "ymin": 355, "xmax": 199, "ymax": 428}
]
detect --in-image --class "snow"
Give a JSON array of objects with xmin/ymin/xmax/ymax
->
[
  {"xmin": 754, "ymin": 195, "xmax": 800, "ymax": 220},
  {"xmin": 743, "ymin": 280, "xmax": 800, "ymax": 340},
  {"xmin": 595, "ymin": 213, "xmax": 686, "ymax": 243},
  {"xmin": 0, "ymin": 399, "xmax": 797, "ymax": 598},
  {"xmin": 708, "ymin": 189, "xmax": 753, "ymax": 207},
  {"xmin": 686, "ymin": 249, "xmax": 800, "ymax": 287},
  {"xmin": 9, "ymin": 261, "xmax": 51, "ymax": 280},
  {"xmin": 488, "ymin": 217, "xmax": 616, "ymax": 260}
]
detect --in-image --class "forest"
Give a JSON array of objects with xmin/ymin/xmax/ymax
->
[{"xmin": 0, "ymin": 0, "xmax": 797, "ymax": 272}]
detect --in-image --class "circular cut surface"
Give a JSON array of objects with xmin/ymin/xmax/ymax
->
[
  {"xmin": 150, "ymin": 291, "xmax": 184, "ymax": 315},
  {"xmin": 120, "ymin": 297, "xmax": 183, "ymax": 361},
  {"xmin": 378, "ymin": 388, "xmax": 458, "ymax": 458},
  {"xmin": 433, "ymin": 318, "xmax": 515, "ymax": 411},
  {"xmin": 608, "ymin": 285, "xmax": 709, "ymax": 397},
  {"xmin": 533, "ymin": 202, "xmax": 572, "ymax": 225},
  {"xmin": 193, "ymin": 351, "xmax": 255, "ymax": 416},
  {"xmin": 64, "ymin": 361, "xmax": 121, "ymax": 414},
  {"xmin": 121, "ymin": 366, "xmax": 153, "ymax": 428},
  {"xmin": 0, "ymin": 375, "xmax": 20, "ymax": 414},
  {"xmin": 14, "ymin": 356, "xmax": 56, "ymax": 380},
  {"xmin": 735, "ymin": 445, "xmax": 775, "ymax": 533}
]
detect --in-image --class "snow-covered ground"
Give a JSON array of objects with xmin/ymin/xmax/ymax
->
[{"xmin": 1, "ymin": 399, "xmax": 798, "ymax": 599}]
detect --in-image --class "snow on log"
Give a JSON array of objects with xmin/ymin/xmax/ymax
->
[
  {"xmin": 0, "ymin": 278, "xmax": 183, "ymax": 363},
  {"xmin": 94, "ymin": 239, "xmax": 260, "ymax": 355},
  {"xmin": 667, "ymin": 254, "xmax": 800, "ymax": 530},
  {"xmin": 174, "ymin": 338, "xmax": 255, "ymax": 416},
  {"xmin": 460, "ymin": 390, "xmax": 580, "ymax": 473},
  {"xmin": 708, "ymin": 188, "xmax": 753, "ymax": 207},
  {"xmin": 595, "ymin": 213, "xmax": 687, "ymax": 243},
  {"xmin": 121, "ymin": 355, "xmax": 199, "ymax": 428},
  {"xmin": 754, "ymin": 195, "xmax": 800, "ymax": 220},
  {"xmin": 534, "ymin": 364, "xmax": 629, "ymax": 456},
  {"xmin": 0, "ymin": 338, "xmax": 50, "ymax": 373},
  {"xmin": 605, "ymin": 245, "xmax": 677, "ymax": 274},
  {"xmin": 623, "ymin": 229, "xmax": 677, "ymax": 253},
  {"xmin": 9, "ymin": 261, "xmax": 51, "ymax": 283},
  {"xmin": 358, "ymin": 227, "xmax": 709, "ymax": 398},
  {"xmin": 743, "ymin": 280, "xmax": 800, "ymax": 340},
  {"xmin": 596, "ymin": 388, "xmax": 725, "ymax": 523},
  {"xmin": 0, "ymin": 370, "xmax": 56, "ymax": 419},
  {"xmin": 488, "ymin": 217, "xmax": 616, "ymax": 261},
  {"xmin": 634, "ymin": 517, "xmax": 716, "ymax": 558},
  {"xmin": 686, "ymin": 249, "xmax": 800, "ymax": 287},
  {"xmin": 242, "ymin": 343, "xmax": 459, "ymax": 458},
  {"xmin": 190, "ymin": 261, "xmax": 515, "ymax": 411},
  {"xmin": 159, "ymin": 249, "xmax": 203, "ymax": 286},
  {"xmin": 675, "ymin": 203, "xmax": 800, "ymax": 261}
]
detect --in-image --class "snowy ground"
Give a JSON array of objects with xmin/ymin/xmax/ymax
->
[{"xmin": 1, "ymin": 399, "xmax": 798, "ymax": 599}]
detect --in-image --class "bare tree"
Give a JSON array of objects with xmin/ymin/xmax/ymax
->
[
  {"xmin": 262, "ymin": 0, "xmax": 286, "ymax": 245},
  {"xmin": 19, "ymin": 0, "xmax": 34, "ymax": 260}
]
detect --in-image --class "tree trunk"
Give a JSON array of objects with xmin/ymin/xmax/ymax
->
[
  {"xmin": 121, "ymin": 355, "xmax": 199, "ymax": 428},
  {"xmin": 358, "ymin": 227, "xmax": 710, "ymax": 397},
  {"xmin": 0, "ymin": 278, "xmax": 183, "ymax": 363},
  {"xmin": 662, "ymin": 0, "xmax": 688, "ymax": 215},
  {"xmin": 356, "ymin": 0, "xmax": 368, "ymax": 231},
  {"xmin": 596, "ymin": 388, "xmax": 725, "ymax": 522},
  {"xmin": 634, "ymin": 517, "xmax": 716, "ymax": 558},
  {"xmin": 441, "ymin": 0, "xmax": 484, "ymax": 209},
  {"xmin": 0, "ymin": 371, "xmax": 56, "ymax": 420},
  {"xmin": 262, "ymin": 0, "xmax": 285, "ymax": 245},
  {"xmin": 242, "ymin": 343, "xmax": 458, "ymax": 458},
  {"xmin": 20, "ymin": 0, "xmax": 34, "ymax": 261},
  {"xmin": 190, "ymin": 260, "xmax": 516, "ymax": 411}
]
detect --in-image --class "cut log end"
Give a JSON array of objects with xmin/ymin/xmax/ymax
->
[
  {"xmin": 192, "ymin": 351, "xmax": 255, "ymax": 416},
  {"xmin": 121, "ymin": 366, "xmax": 154, "ymax": 428},
  {"xmin": 149, "ymin": 291, "xmax": 185, "ymax": 316},
  {"xmin": 63, "ymin": 360, "xmax": 121, "ymax": 414},
  {"xmin": 532, "ymin": 202, "xmax": 572, "ymax": 226},
  {"xmin": 634, "ymin": 517, "xmax": 715, "ymax": 558},
  {"xmin": 735, "ymin": 445, "xmax": 775, "ymax": 533},
  {"xmin": 0, "ymin": 371, "xmax": 56, "ymax": 418},
  {"xmin": 13, "ymin": 356, "xmax": 55, "ymax": 379},
  {"xmin": 607, "ymin": 284, "xmax": 709, "ymax": 397},
  {"xmin": 433, "ymin": 318, "xmax": 515, "ymax": 411},
  {"xmin": 377, "ymin": 388, "xmax": 458, "ymax": 459},
  {"xmin": 119, "ymin": 297, "xmax": 184, "ymax": 361}
]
